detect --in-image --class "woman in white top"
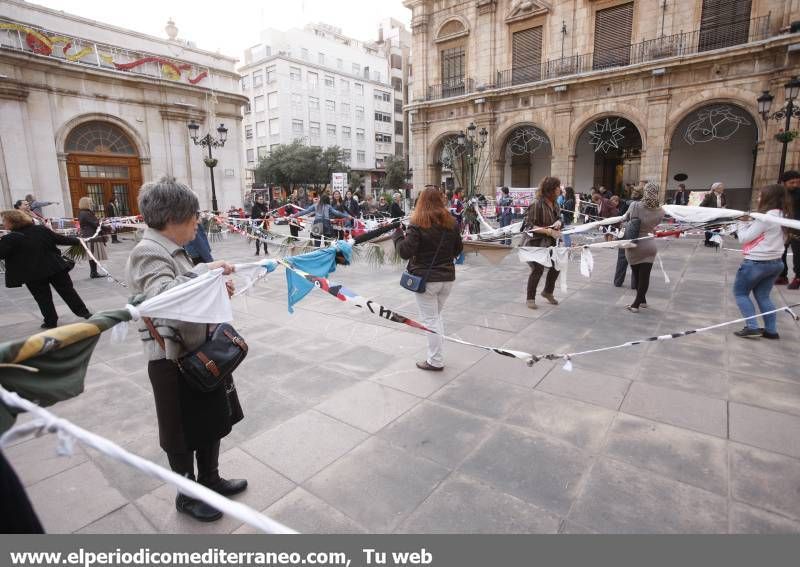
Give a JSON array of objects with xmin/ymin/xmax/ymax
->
[{"xmin": 732, "ymin": 184, "xmax": 792, "ymax": 339}]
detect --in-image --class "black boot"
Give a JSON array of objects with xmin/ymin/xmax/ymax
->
[
  {"xmin": 175, "ymin": 490, "xmax": 223, "ymax": 522},
  {"xmin": 197, "ymin": 441, "xmax": 248, "ymax": 496},
  {"xmin": 167, "ymin": 451, "xmax": 223, "ymax": 522},
  {"xmin": 89, "ymin": 260, "xmax": 103, "ymax": 279}
]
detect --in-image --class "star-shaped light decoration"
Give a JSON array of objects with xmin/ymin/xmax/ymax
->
[{"xmin": 589, "ymin": 118, "xmax": 626, "ymax": 153}]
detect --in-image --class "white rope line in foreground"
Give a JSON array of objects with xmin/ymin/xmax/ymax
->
[
  {"xmin": 535, "ymin": 302, "xmax": 800, "ymax": 370},
  {"xmin": 0, "ymin": 386, "xmax": 296, "ymax": 534}
]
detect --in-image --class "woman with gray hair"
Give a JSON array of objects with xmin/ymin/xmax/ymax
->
[
  {"xmin": 623, "ymin": 182, "xmax": 665, "ymax": 313},
  {"xmin": 126, "ymin": 176, "xmax": 246, "ymax": 523}
]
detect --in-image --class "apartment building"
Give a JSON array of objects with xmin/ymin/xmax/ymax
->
[
  {"xmin": 405, "ymin": 0, "xmax": 800, "ymax": 208},
  {"xmin": 240, "ymin": 23, "xmax": 399, "ymax": 190}
]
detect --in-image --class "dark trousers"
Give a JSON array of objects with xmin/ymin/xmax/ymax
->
[
  {"xmin": 89, "ymin": 260, "xmax": 98, "ymax": 276},
  {"xmin": 613, "ymin": 249, "xmax": 638, "ymax": 289},
  {"xmin": 630, "ymin": 262, "xmax": 653, "ymax": 308},
  {"xmin": 167, "ymin": 440, "xmax": 221, "ymax": 486},
  {"xmin": 780, "ymin": 237, "xmax": 800, "ymax": 279},
  {"xmin": 0, "ymin": 450, "xmax": 43, "ymax": 533},
  {"xmin": 255, "ymin": 238, "xmax": 268, "ymax": 255},
  {"xmin": 527, "ymin": 262, "xmax": 559, "ymax": 300},
  {"xmin": 26, "ymin": 270, "xmax": 90, "ymax": 326}
]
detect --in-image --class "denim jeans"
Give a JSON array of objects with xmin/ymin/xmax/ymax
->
[{"xmin": 733, "ymin": 259, "xmax": 784, "ymax": 333}]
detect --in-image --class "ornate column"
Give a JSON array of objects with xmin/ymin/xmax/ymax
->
[
  {"xmin": 643, "ymin": 90, "xmax": 671, "ymax": 198},
  {"xmin": 476, "ymin": 0, "xmax": 498, "ymax": 88},
  {"xmin": 552, "ymin": 105, "xmax": 573, "ymax": 183}
]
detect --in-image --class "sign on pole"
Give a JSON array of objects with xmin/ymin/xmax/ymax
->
[{"xmin": 332, "ymin": 172, "xmax": 347, "ymax": 192}]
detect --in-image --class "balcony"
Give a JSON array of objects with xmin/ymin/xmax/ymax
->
[
  {"xmin": 426, "ymin": 78, "xmax": 475, "ymax": 101},
  {"xmin": 495, "ymin": 15, "xmax": 771, "ymax": 89}
]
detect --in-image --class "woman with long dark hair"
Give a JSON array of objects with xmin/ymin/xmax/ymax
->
[
  {"xmin": 291, "ymin": 193, "xmax": 352, "ymax": 246},
  {"xmin": 393, "ymin": 188, "xmax": 463, "ymax": 371},
  {"xmin": 623, "ymin": 182, "xmax": 664, "ymax": 313},
  {"xmin": 732, "ymin": 184, "xmax": 793, "ymax": 339},
  {"xmin": 78, "ymin": 196, "xmax": 107, "ymax": 279},
  {"xmin": 522, "ymin": 176, "xmax": 562, "ymax": 309}
]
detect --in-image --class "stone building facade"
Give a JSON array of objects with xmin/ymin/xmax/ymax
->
[
  {"xmin": 0, "ymin": 1, "xmax": 248, "ymax": 218},
  {"xmin": 404, "ymin": 0, "xmax": 800, "ymax": 208}
]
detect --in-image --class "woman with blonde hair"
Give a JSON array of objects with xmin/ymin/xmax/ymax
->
[
  {"xmin": 0, "ymin": 209, "xmax": 91, "ymax": 328},
  {"xmin": 77, "ymin": 196, "xmax": 107, "ymax": 278},
  {"xmin": 393, "ymin": 187, "xmax": 463, "ymax": 371}
]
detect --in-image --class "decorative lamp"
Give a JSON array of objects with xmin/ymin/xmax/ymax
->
[
  {"xmin": 457, "ymin": 130, "xmax": 466, "ymax": 146},
  {"xmin": 756, "ymin": 91, "xmax": 774, "ymax": 121},
  {"xmin": 479, "ymin": 127, "xmax": 488, "ymax": 145},
  {"xmin": 187, "ymin": 120, "xmax": 200, "ymax": 142},
  {"xmin": 785, "ymin": 76, "xmax": 800, "ymax": 102},
  {"xmin": 217, "ymin": 123, "xmax": 228, "ymax": 143}
]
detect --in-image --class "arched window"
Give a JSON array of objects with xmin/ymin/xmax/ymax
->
[{"xmin": 65, "ymin": 121, "xmax": 136, "ymax": 155}]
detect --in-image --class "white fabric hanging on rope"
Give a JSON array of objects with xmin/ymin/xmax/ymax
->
[
  {"xmin": 751, "ymin": 212, "xmax": 800, "ymax": 231},
  {"xmin": 562, "ymin": 215, "xmax": 626, "ymax": 235},
  {"xmin": 662, "ymin": 205, "xmax": 743, "ymax": 223},
  {"xmin": 125, "ymin": 269, "xmax": 232, "ymax": 323}
]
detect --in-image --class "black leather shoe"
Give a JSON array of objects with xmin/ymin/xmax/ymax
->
[
  {"xmin": 734, "ymin": 327, "xmax": 762, "ymax": 338},
  {"xmin": 175, "ymin": 493, "xmax": 223, "ymax": 522},
  {"xmin": 90, "ymin": 273, "xmax": 104, "ymax": 279},
  {"xmin": 204, "ymin": 477, "xmax": 248, "ymax": 496},
  {"xmin": 40, "ymin": 322, "xmax": 57, "ymax": 329}
]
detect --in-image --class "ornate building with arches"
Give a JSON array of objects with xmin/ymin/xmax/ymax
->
[
  {"xmin": 405, "ymin": 0, "xmax": 800, "ymax": 209},
  {"xmin": 0, "ymin": 0, "xmax": 248, "ymax": 217}
]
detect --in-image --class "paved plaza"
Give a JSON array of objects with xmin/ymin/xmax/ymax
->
[{"xmin": 2, "ymin": 232, "xmax": 800, "ymax": 534}]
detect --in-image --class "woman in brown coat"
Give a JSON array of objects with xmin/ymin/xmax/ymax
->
[{"xmin": 523, "ymin": 176, "xmax": 563, "ymax": 309}]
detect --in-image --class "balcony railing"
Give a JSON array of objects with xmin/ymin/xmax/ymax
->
[
  {"xmin": 426, "ymin": 78, "xmax": 475, "ymax": 101},
  {"xmin": 495, "ymin": 15, "xmax": 771, "ymax": 90}
]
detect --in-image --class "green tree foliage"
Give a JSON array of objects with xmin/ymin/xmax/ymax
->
[
  {"xmin": 383, "ymin": 155, "xmax": 406, "ymax": 190},
  {"xmin": 255, "ymin": 143, "xmax": 350, "ymax": 191}
]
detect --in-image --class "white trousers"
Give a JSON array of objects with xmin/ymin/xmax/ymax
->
[{"xmin": 414, "ymin": 281, "xmax": 453, "ymax": 368}]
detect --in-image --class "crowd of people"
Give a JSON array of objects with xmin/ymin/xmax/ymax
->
[{"xmin": 1, "ymin": 171, "xmax": 798, "ymax": 529}]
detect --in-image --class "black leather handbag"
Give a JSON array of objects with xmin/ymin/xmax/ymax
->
[
  {"xmin": 400, "ymin": 232, "xmax": 446, "ymax": 294},
  {"xmin": 144, "ymin": 318, "xmax": 248, "ymax": 392}
]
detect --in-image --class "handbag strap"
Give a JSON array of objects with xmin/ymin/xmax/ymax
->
[
  {"xmin": 422, "ymin": 231, "xmax": 447, "ymax": 281},
  {"xmin": 143, "ymin": 317, "xmax": 166, "ymax": 351}
]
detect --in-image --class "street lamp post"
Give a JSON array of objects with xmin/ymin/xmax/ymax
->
[
  {"xmin": 454, "ymin": 121, "xmax": 489, "ymax": 199},
  {"xmin": 188, "ymin": 121, "xmax": 228, "ymax": 214},
  {"xmin": 757, "ymin": 76, "xmax": 800, "ymax": 182}
]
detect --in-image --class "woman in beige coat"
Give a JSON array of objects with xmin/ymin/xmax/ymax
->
[{"xmin": 126, "ymin": 176, "xmax": 246, "ymax": 523}]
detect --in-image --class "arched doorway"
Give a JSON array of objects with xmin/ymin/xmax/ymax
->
[
  {"xmin": 666, "ymin": 104, "xmax": 757, "ymax": 210},
  {"xmin": 65, "ymin": 121, "xmax": 142, "ymax": 218},
  {"xmin": 574, "ymin": 117, "xmax": 643, "ymax": 194},
  {"xmin": 501, "ymin": 126, "xmax": 551, "ymax": 187}
]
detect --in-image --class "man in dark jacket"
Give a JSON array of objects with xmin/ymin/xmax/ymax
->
[
  {"xmin": 522, "ymin": 177, "xmax": 562, "ymax": 309},
  {"xmin": 250, "ymin": 194, "xmax": 270, "ymax": 255},
  {"xmin": 389, "ymin": 192, "xmax": 405, "ymax": 219},
  {"xmin": 0, "ymin": 210, "xmax": 91, "ymax": 328},
  {"xmin": 700, "ymin": 182, "xmax": 726, "ymax": 247},
  {"xmin": 105, "ymin": 196, "xmax": 121, "ymax": 243},
  {"xmin": 672, "ymin": 183, "xmax": 689, "ymax": 205},
  {"xmin": 777, "ymin": 170, "xmax": 800, "ymax": 288}
]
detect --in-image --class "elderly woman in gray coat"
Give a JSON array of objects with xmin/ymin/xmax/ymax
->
[
  {"xmin": 623, "ymin": 182, "xmax": 665, "ymax": 313},
  {"xmin": 126, "ymin": 176, "xmax": 246, "ymax": 523}
]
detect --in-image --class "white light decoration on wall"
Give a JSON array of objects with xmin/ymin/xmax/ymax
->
[
  {"xmin": 589, "ymin": 118, "xmax": 626, "ymax": 153},
  {"xmin": 507, "ymin": 126, "xmax": 550, "ymax": 155},
  {"xmin": 683, "ymin": 106, "xmax": 751, "ymax": 145}
]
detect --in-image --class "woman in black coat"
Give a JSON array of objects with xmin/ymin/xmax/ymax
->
[
  {"xmin": 78, "ymin": 196, "xmax": 106, "ymax": 278},
  {"xmin": 0, "ymin": 209, "xmax": 91, "ymax": 328},
  {"xmin": 393, "ymin": 187, "xmax": 463, "ymax": 371}
]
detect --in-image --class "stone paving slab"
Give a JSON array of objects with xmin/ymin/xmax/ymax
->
[{"xmin": 2, "ymin": 233, "xmax": 800, "ymax": 533}]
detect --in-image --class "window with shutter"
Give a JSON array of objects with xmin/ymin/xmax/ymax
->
[
  {"xmin": 440, "ymin": 47, "xmax": 466, "ymax": 97},
  {"xmin": 512, "ymin": 26, "xmax": 543, "ymax": 85},
  {"xmin": 698, "ymin": 0, "xmax": 751, "ymax": 52},
  {"xmin": 592, "ymin": 2, "xmax": 634, "ymax": 71}
]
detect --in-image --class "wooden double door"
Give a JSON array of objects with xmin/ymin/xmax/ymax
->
[{"xmin": 67, "ymin": 153, "xmax": 142, "ymax": 218}]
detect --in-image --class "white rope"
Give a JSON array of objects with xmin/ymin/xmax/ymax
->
[{"xmin": 0, "ymin": 386, "xmax": 297, "ymax": 534}]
